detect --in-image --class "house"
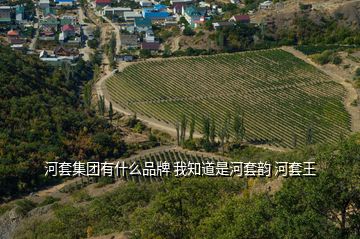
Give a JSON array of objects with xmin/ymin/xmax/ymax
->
[
  {"xmin": 144, "ymin": 29, "xmax": 155, "ymax": 42},
  {"xmin": 134, "ymin": 17, "xmax": 152, "ymax": 32},
  {"xmin": 7, "ymin": 29, "xmax": 25, "ymax": 44},
  {"xmin": 123, "ymin": 11, "xmax": 143, "ymax": 22},
  {"xmin": 170, "ymin": 0, "xmax": 193, "ymax": 4},
  {"xmin": 61, "ymin": 24, "xmax": 76, "ymax": 38},
  {"xmin": 140, "ymin": 0, "xmax": 152, "ymax": 7},
  {"xmin": 120, "ymin": 34, "xmax": 138, "ymax": 49},
  {"xmin": 60, "ymin": 15, "xmax": 77, "ymax": 26},
  {"xmin": 43, "ymin": 7, "xmax": 55, "ymax": 17},
  {"xmin": 171, "ymin": 3, "xmax": 187, "ymax": 15},
  {"xmin": 212, "ymin": 21, "xmax": 234, "ymax": 30},
  {"xmin": 102, "ymin": 6, "xmax": 132, "ymax": 17},
  {"xmin": 39, "ymin": 0, "xmax": 50, "ymax": 9},
  {"xmin": 95, "ymin": 0, "xmax": 111, "ymax": 8},
  {"xmin": 54, "ymin": 46, "xmax": 79, "ymax": 56},
  {"xmin": 142, "ymin": 5, "xmax": 170, "ymax": 21},
  {"xmin": 141, "ymin": 42, "xmax": 160, "ymax": 51},
  {"xmin": 55, "ymin": 0, "xmax": 76, "ymax": 6},
  {"xmin": 15, "ymin": 5, "xmax": 25, "ymax": 23},
  {"xmin": 229, "ymin": 15, "xmax": 250, "ymax": 24},
  {"xmin": 117, "ymin": 54, "xmax": 134, "ymax": 62},
  {"xmin": 183, "ymin": 5, "xmax": 206, "ymax": 28},
  {"xmin": 39, "ymin": 50, "xmax": 77, "ymax": 64},
  {"xmin": 230, "ymin": 0, "xmax": 239, "ymax": 4},
  {"xmin": 40, "ymin": 16, "xmax": 59, "ymax": 31},
  {"xmin": 0, "ymin": 6, "xmax": 11, "ymax": 24},
  {"xmin": 259, "ymin": 0, "xmax": 273, "ymax": 10}
]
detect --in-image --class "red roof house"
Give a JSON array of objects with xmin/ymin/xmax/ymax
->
[
  {"xmin": 7, "ymin": 30, "xmax": 19, "ymax": 37},
  {"xmin": 141, "ymin": 42, "xmax": 160, "ymax": 51},
  {"xmin": 229, "ymin": 15, "xmax": 250, "ymax": 24},
  {"xmin": 95, "ymin": 0, "xmax": 111, "ymax": 7},
  {"xmin": 62, "ymin": 24, "xmax": 75, "ymax": 32}
]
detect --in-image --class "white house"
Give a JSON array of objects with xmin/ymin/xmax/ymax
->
[
  {"xmin": 140, "ymin": 0, "xmax": 152, "ymax": 7},
  {"xmin": 145, "ymin": 29, "xmax": 155, "ymax": 43},
  {"xmin": 102, "ymin": 6, "xmax": 132, "ymax": 17},
  {"xmin": 39, "ymin": 0, "xmax": 50, "ymax": 9},
  {"xmin": 123, "ymin": 11, "xmax": 143, "ymax": 22},
  {"xmin": 259, "ymin": 0, "xmax": 273, "ymax": 10}
]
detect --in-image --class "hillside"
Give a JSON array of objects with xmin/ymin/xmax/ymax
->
[
  {"xmin": 106, "ymin": 49, "xmax": 351, "ymax": 148},
  {"xmin": 6, "ymin": 135, "xmax": 360, "ymax": 239},
  {"xmin": 0, "ymin": 46, "xmax": 126, "ymax": 201}
]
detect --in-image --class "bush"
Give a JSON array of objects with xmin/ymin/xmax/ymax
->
[
  {"xmin": 15, "ymin": 199, "xmax": 37, "ymax": 216},
  {"xmin": 71, "ymin": 190, "xmax": 92, "ymax": 203},
  {"xmin": 38, "ymin": 196, "xmax": 60, "ymax": 207},
  {"xmin": 183, "ymin": 26, "xmax": 195, "ymax": 36}
]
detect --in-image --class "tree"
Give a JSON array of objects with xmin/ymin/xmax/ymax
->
[
  {"xmin": 183, "ymin": 26, "xmax": 195, "ymax": 36},
  {"xmin": 189, "ymin": 114, "xmax": 195, "ymax": 140},
  {"xmin": 108, "ymin": 101, "xmax": 114, "ymax": 122},
  {"xmin": 233, "ymin": 108, "xmax": 245, "ymax": 143},
  {"xmin": 98, "ymin": 95, "xmax": 106, "ymax": 116},
  {"xmin": 202, "ymin": 116, "xmax": 210, "ymax": 143},
  {"xmin": 175, "ymin": 122, "xmax": 180, "ymax": 146},
  {"xmin": 209, "ymin": 117, "xmax": 216, "ymax": 144},
  {"xmin": 306, "ymin": 126, "xmax": 313, "ymax": 145},
  {"xmin": 180, "ymin": 114, "xmax": 187, "ymax": 145}
]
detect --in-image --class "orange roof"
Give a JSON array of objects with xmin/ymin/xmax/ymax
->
[{"xmin": 7, "ymin": 30, "xmax": 19, "ymax": 36}]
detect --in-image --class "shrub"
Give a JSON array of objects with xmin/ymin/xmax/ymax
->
[{"xmin": 15, "ymin": 199, "xmax": 37, "ymax": 216}]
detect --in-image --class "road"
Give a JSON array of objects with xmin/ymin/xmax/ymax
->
[{"xmin": 29, "ymin": 7, "xmax": 40, "ymax": 51}]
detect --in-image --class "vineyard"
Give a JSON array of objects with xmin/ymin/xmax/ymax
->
[{"xmin": 106, "ymin": 49, "xmax": 351, "ymax": 148}]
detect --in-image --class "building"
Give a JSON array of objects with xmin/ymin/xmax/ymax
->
[
  {"xmin": 229, "ymin": 15, "xmax": 250, "ymax": 24},
  {"xmin": 60, "ymin": 15, "xmax": 77, "ymax": 26},
  {"xmin": 95, "ymin": 0, "xmax": 111, "ymax": 8},
  {"xmin": 102, "ymin": 6, "xmax": 132, "ymax": 17},
  {"xmin": 123, "ymin": 11, "xmax": 143, "ymax": 22},
  {"xmin": 55, "ymin": 0, "xmax": 76, "ymax": 6},
  {"xmin": 61, "ymin": 24, "xmax": 75, "ymax": 38},
  {"xmin": 0, "ymin": 6, "xmax": 11, "ymax": 24},
  {"xmin": 141, "ymin": 42, "xmax": 160, "ymax": 51},
  {"xmin": 7, "ymin": 30, "xmax": 25, "ymax": 44},
  {"xmin": 212, "ymin": 21, "xmax": 234, "ymax": 30},
  {"xmin": 39, "ymin": 0, "xmax": 50, "ymax": 9},
  {"xmin": 183, "ymin": 5, "xmax": 206, "ymax": 28},
  {"xmin": 54, "ymin": 46, "xmax": 79, "ymax": 56},
  {"xmin": 39, "ymin": 50, "xmax": 77, "ymax": 64},
  {"xmin": 259, "ymin": 0, "xmax": 273, "ymax": 10},
  {"xmin": 144, "ymin": 29, "xmax": 155, "ymax": 42},
  {"xmin": 120, "ymin": 34, "xmax": 138, "ymax": 49},
  {"xmin": 134, "ymin": 17, "xmax": 152, "ymax": 32},
  {"xmin": 142, "ymin": 5, "xmax": 170, "ymax": 21},
  {"xmin": 43, "ymin": 7, "xmax": 55, "ymax": 17},
  {"xmin": 117, "ymin": 54, "xmax": 134, "ymax": 62},
  {"xmin": 15, "ymin": 5, "xmax": 25, "ymax": 23},
  {"xmin": 140, "ymin": 0, "xmax": 152, "ymax": 7},
  {"xmin": 170, "ymin": 0, "xmax": 193, "ymax": 4}
]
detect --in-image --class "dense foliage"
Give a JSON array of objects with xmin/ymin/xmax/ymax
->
[
  {"xmin": 0, "ymin": 46, "xmax": 126, "ymax": 200},
  {"xmin": 13, "ymin": 135, "xmax": 360, "ymax": 239}
]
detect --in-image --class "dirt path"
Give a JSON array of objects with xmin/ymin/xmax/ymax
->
[{"xmin": 282, "ymin": 46, "xmax": 360, "ymax": 133}]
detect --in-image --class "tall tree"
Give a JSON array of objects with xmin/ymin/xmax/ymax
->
[
  {"xmin": 189, "ymin": 114, "xmax": 195, "ymax": 140},
  {"xmin": 180, "ymin": 114, "xmax": 187, "ymax": 144},
  {"xmin": 108, "ymin": 101, "xmax": 114, "ymax": 122},
  {"xmin": 210, "ymin": 117, "xmax": 216, "ymax": 144},
  {"xmin": 202, "ymin": 116, "xmax": 210, "ymax": 143}
]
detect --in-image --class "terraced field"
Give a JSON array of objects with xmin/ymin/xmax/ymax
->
[{"xmin": 106, "ymin": 49, "xmax": 351, "ymax": 148}]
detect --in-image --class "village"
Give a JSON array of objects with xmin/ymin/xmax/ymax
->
[{"xmin": 0, "ymin": 0, "xmax": 284, "ymax": 65}]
